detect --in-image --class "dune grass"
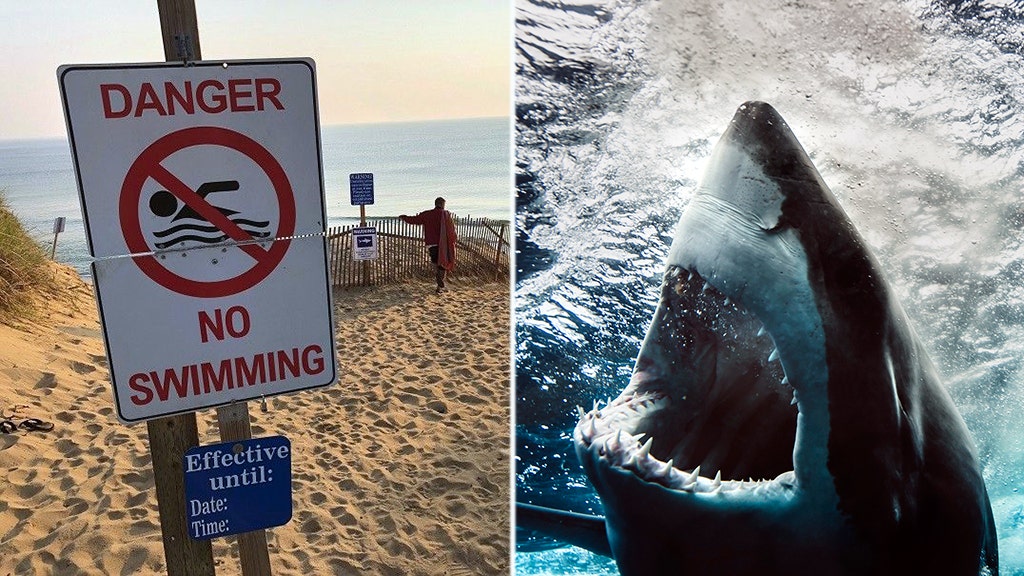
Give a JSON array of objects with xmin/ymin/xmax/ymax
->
[{"xmin": 0, "ymin": 193, "xmax": 55, "ymax": 321}]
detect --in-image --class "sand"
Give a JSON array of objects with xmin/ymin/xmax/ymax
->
[{"xmin": 0, "ymin": 263, "xmax": 510, "ymax": 575}]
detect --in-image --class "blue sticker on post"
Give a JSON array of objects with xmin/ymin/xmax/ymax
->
[{"xmin": 184, "ymin": 435, "xmax": 292, "ymax": 539}]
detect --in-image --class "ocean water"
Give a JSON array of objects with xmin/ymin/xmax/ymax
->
[
  {"xmin": 516, "ymin": 0, "xmax": 1024, "ymax": 573},
  {"xmin": 0, "ymin": 116, "xmax": 511, "ymax": 280}
]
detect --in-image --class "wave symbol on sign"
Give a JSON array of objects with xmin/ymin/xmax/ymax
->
[{"xmin": 149, "ymin": 180, "xmax": 271, "ymax": 249}]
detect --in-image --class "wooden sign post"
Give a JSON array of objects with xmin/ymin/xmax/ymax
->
[
  {"xmin": 216, "ymin": 404, "xmax": 272, "ymax": 574},
  {"xmin": 147, "ymin": 3, "xmax": 217, "ymax": 574},
  {"xmin": 151, "ymin": 1, "xmax": 271, "ymax": 574}
]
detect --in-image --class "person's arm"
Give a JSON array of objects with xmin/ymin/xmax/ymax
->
[{"xmin": 400, "ymin": 213, "xmax": 421, "ymax": 225}]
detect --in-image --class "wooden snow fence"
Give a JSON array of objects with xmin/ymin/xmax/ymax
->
[{"xmin": 327, "ymin": 215, "xmax": 510, "ymax": 288}]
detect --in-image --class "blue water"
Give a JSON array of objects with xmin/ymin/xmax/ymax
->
[{"xmin": 0, "ymin": 116, "xmax": 511, "ymax": 280}]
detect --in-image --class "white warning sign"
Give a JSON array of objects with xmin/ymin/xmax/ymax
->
[
  {"xmin": 352, "ymin": 226, "xmax": 378, "ymax": 261},
  {"xmin": 59, "ymin": 59, "xmax": 337, "ymax": 423}
]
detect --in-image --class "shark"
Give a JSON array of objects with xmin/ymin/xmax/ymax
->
[{"xmin": 522, "ymin": 101, "xmax": 998, "ymax": 575}]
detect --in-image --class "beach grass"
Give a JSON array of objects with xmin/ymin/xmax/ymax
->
[{"xmin": 0, "ymin": 192, "xmax": 55, "ymax": 321}]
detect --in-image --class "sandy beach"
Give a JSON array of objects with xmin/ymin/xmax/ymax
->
[{"xmin": 0, "ymin": 263, "xmax": 511, "ymax": 575}]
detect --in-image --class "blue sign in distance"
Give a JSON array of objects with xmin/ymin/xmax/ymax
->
[
  {"xmin": 184, "ymin": 435, "xmax": 292, "ymax": 540},
  {"xmin": 349, "ymin": 172, "xmax": 374, "ymax": 205}
]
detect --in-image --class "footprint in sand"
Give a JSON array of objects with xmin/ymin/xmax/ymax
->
[
  {"xmin": 335, "ymin": 511, "xmax": 358, "ymax": 526},
  {"xmin": 455, "ymin": 393, "xmax": 487, "ymax": 405},
  {"xmin": 119, "ymin": 471, "xmax": 151, "ymax": 491},
  {"xmin": 446, "ymin": 501, "xmax": 468, "ymax": 518},
  {"xmin": 328, "ymin": 559, "xmax": 364, "ymax": 574},
  {"xmin": 70, "ymin": 361, "xmax": 97, "ymax": 375},
  {"xmin": 16, "ymin": 482, "xmax": 44, "ymax": 499},
  {"xmin": 34, "ymin": 372, "xmax": 57, "ymax": 389},
  {"xmin": 395, "ymin": 392, "xmax": 420, "ymax": 406},
  {"xmin": 55, "ymin": 438, "xmax": 83, "ymax": 458},
  {"xmin": 61, "ymin": 497, "xmax": 90, "ymax": 516},
  {"xmin": 58, "ymin": 476, "xmax": 76, "ymax": 493},
  {"xmin": 54, "ymin": 410, "xmax": 75, "ymax": 423},
  {"xmin": 300, "ymin": 516, "xmax": 322, "ymax": 533}
]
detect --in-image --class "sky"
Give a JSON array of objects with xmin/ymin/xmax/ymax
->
[{"xmin": 0, "ymin": 0, "xmax": 511, "ymax": 140}]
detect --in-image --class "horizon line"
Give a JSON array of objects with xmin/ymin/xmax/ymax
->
[{"xmin": 0, "ymin": 114, "xmax": 511, "ymax": 144}]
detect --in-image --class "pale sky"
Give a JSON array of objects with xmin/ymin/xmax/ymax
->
[{"xmin": 0, "ymin": 1, "xmax": 511, "ymax": 140}]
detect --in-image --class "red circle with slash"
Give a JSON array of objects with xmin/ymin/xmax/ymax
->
[{"xmin": 119, "ymin": 126, "xmax": 296, "ymax": 298}]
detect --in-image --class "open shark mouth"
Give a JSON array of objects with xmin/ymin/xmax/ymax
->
[{"xmin": 575, "ymin": 263, "xmax": 800, "ymax": 498}]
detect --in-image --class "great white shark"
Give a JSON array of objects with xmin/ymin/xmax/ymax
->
[{"xmin": 519, "ymin": 102, "xmax": 998, "ymax": 575}]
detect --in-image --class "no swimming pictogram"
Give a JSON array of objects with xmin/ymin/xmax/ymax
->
[{"xmin": 119, "ymin": 126, "xmax": 297, "ymax": 298}]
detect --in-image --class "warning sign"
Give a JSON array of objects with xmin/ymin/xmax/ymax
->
[
  {"xmin": 349, "ymin": 172, "xmax": 374, "ymax": 206},
  {"xmin": 59, "ymin": 59, "xmax": 337, "ymax": 422},
  {"xmin": 352, "ymin": 226, "xmax": 378, "ymax": 261}
]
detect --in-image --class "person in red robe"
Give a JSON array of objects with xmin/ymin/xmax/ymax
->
[{"xmin": 400, "ymin": 197, "xmax": 457, "ymax": 294}]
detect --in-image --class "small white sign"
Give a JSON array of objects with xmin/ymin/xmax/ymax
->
[
  {"xmin": 59, "ymin": 59, "xmax": 337, "ymax": 422},
  {"xmin": 352, "ymin": 226, "xmax": 378, "ymax": 261}
]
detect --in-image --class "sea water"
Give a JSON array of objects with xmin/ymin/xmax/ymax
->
[{"xmin": 0, "ymin": 116, "xmax": 511, "ymax": 280}]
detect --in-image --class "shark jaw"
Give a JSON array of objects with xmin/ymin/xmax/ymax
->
[
  {"xmin": 570, "ymin": 259, "xmax": 855, "ymax": 574},
  {"xmin": 574, "ymin": 263, "xmax": 805, "ymax": 506}
]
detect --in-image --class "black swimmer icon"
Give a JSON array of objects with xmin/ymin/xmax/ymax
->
[{"xmin": 149, "ymin": 180, "xmax": 272, "ymax": 249}]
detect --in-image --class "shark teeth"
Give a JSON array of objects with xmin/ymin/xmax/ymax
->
[
  {"xmin": 576, "ymin": 395, "xmax": 799, "ymax": 496},
  {"xmin": 582, "ymin": 428, "xmax": 740, "ymax": 495},
  {"xmin": 617, "ymin": 436, "xmax": 725, "ymax": 493},
  {"xmin": 686, "ymin": 465, "xmax": 701, "ymax": 484},
  {"xmin": 580, "ymin": 414, "xmax": 599, "ymax": 444},
  {"xmin": 638, "ymin": 437, "xmax": 653, "ymax": 459}
]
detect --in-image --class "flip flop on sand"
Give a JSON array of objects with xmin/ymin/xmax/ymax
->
[
  {"xmin": 0, "ymin": 419, "xmax": 16, "ymax": 433},
  {"xmin": 17, "ymin": 418, "xmax": 54, "ymax": 432}
]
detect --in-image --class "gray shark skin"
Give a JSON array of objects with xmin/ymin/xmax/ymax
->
[{"xmin": 572, "ymin": 102, "xmax": 998, "ymax": 575}]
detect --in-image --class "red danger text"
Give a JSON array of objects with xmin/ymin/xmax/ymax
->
[{"xmin": 101, "ymin": 78, "xmax": 284, "ymax": 118}]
